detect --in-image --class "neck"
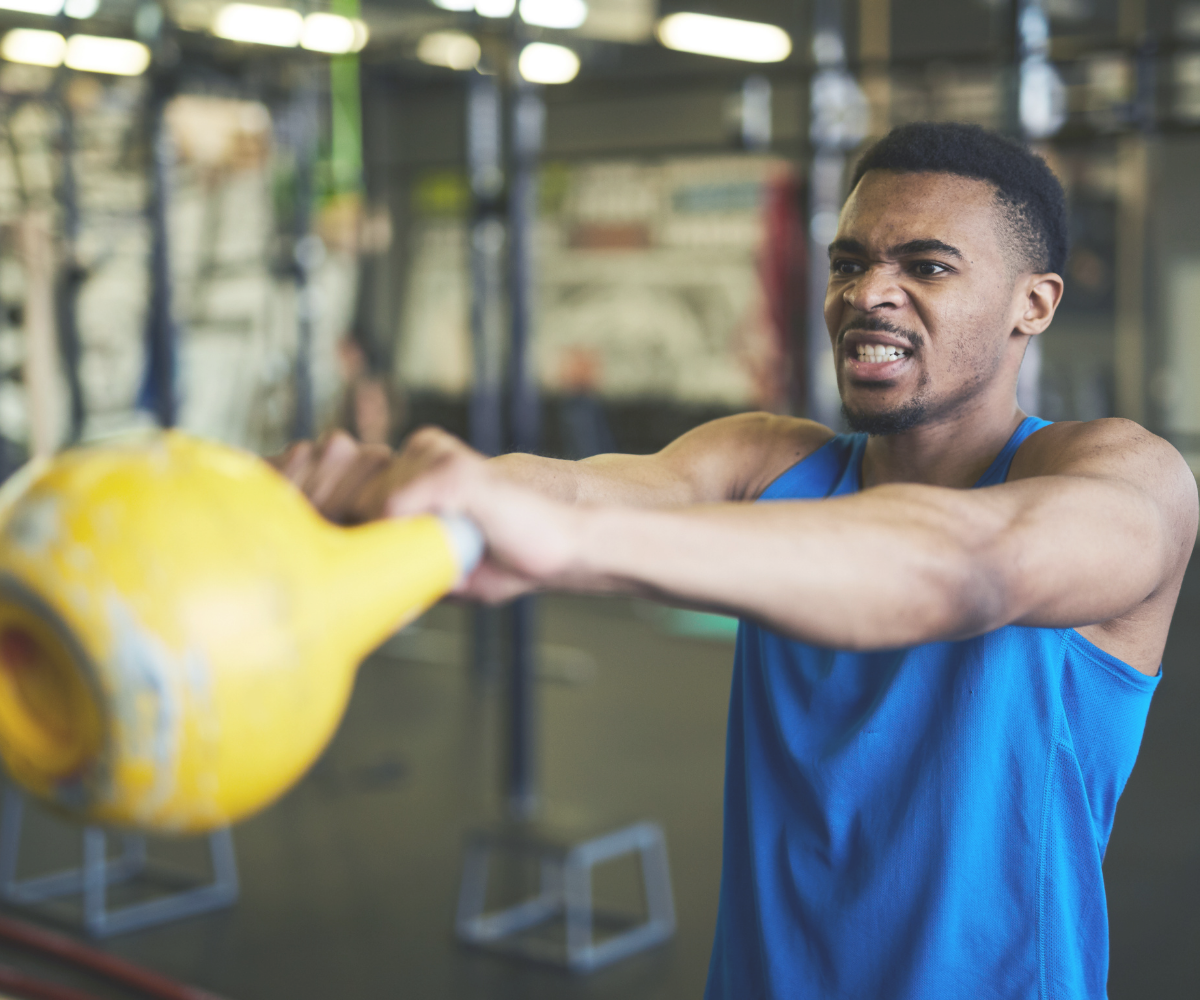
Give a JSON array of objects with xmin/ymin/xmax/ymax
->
[{"xmin": 860, "ymin": 392, "xmax": 1027, "ymax": 489}]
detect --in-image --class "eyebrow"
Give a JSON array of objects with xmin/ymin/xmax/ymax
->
[
  {"xmin": 828, "ymin": 238, "xmax": 867, "ymax": 258},
  {"xmin": 827, "ymin": 237, "xmax": 965, "ymax": 261},
  {"xmin": 889, "ymin": 238, "xmax": 965, "ymax": 260}
]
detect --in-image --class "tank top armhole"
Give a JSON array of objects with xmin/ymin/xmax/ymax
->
[
  {"xmin": 974, "ymin": 416, "xmax": 1054, "ymax": 487},
  {"xmin": 1063, "ymin": 628, "xmax": 1162, "ymax": 690},
  {"xmin": 758, "ymin": 434, "xmax": 864, "ymax": 501}
]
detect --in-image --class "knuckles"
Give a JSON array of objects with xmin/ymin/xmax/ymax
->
[{"xmin": 279, "ymin": 425, "xmax": 487, "ymax": 522}]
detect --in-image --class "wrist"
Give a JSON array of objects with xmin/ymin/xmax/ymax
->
[{"xmin": 553, "ymin": 504, "xmax": 637, "ymax": 594}]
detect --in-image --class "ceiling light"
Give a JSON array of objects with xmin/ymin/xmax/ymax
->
[
  {"xmin": 0, "ymin": 0, "xmax": 64, "ymax": 15},
  {"xmin": 517, "ymin": 41, "xmax": 578, "ymax": 83},
  {"xmin": 1, "ymin": 28, "xmax": 66, "ymax": 67},
  {"xmin": 519, "ymin": 0, "xmax": 586, "ymax": 30},
  {"xmin": 64, "ymin": 34, "xmax": 150, "ymax": 74},
  {"xmin": 64, "ymin": 0, "xmax": 99, "ymax": 16},
  {"xmin": 417, "ymin": 30, "xmax": 480, "ymax": 70},
  {"xmin": 300, "ymin": 12, "xmax": 368, "ymax": 53},
  {"xmin": 213, "ymin": 3, "xmax": 304, "ymax": 47},
  {"xmin": 431, "ymin": 0, "xmax": 474, "ymax": 9},
  {"xmin": 475, "ymin": 0, "xmax": 515, "ymax": 18},
  {"xmin": 656, "ymin": 12, "xmax": 791, "ymax": 63}
]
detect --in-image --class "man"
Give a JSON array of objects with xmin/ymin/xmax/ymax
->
[{"xmin": 282, "ymin": 123, "xmax": 1197, "ymax": 998}]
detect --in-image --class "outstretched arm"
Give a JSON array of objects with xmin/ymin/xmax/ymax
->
[
  {"xmin": 274, "ymin": 413, "xmax": 831, "ymax": 520},
  {"xmin": 382, "ymin": 419, "xmax": 1195, "ymax": 675}
]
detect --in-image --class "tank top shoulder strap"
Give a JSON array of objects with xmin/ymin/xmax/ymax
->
[
  {"xmin": 759, "ymin": 433, "xmax": 868, "ymax": 501},
  {"xmin": 759, "ymin": 418, "xmax": 1049, "ymax": 500},
  {"xmin": 972, "ymin": 416, "xmax": 1052, "ymax": 488}
]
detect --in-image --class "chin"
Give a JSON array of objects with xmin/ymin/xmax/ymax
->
[{"xmin": 841, "ymin": 398, "xmax": 929, "ymax": 435}]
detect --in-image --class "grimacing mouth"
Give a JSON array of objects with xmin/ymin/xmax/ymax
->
[
  {"xmin": 853, "ymin": 343, "xmax": 912, "ymax": 362},
  {"xmin": 838, "ymin": 327, "xmax": 919, "ymax": 364}
]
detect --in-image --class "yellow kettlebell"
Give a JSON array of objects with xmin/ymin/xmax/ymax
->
[{"xmin": 0, "ymin": 431, "xmax": 481, "ymax": 833}]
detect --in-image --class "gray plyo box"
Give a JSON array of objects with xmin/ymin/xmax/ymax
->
[{"xmin": 455, "ymin": 817, "xmax": 676, "ymax": 973}]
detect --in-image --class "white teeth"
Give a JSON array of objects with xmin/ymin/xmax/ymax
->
[{"xmin": 855, "ymin": 344, "xmax": 907, "ymax": 362}]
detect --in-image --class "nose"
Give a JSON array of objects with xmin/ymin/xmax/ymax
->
[{"xmin": 842, "ymin": 263, "xmax": 905, "ymax": 313}]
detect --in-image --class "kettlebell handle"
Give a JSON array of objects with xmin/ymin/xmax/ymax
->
[{"xmin": 437, "ymin": 514, "xmax": 485, "ymax": 582}]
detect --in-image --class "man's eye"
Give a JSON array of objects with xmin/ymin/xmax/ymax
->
[
  {"xmin": 831, "ymin": 259, "xmax": 862, "ymax": 276},
  {"xmin": 913, "ymin": 261, "xmax": 948, "ymax": 277}
]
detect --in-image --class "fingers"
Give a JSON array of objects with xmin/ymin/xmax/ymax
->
[
  {"xmin": 371, "ymin": 427, "xmax": 487, "ymax": 520},
  {"xmin": 300, "ymin": 431, "xmax": 358, "ymax": 506},
  {"xmin": 318, "ymin": 443, "xmax": 392, "ymax": 522},
  {"xmin": 266, "ymin": 430, "xmax": 393, "ymax": 523},
  {"xmin": 266, "ymin": 425, "xmax": 490, "ymax": 526},
  {"xmin": 266, "ymin": 440, "xmax": 314, "ymax": 479}
]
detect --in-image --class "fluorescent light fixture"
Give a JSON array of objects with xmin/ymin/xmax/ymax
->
[
  {"xmin": 64, "ymin": 0, "xmax": 100, "ymax": 17},
  {"xmin": 64, "ymin": 34, "xmax": 150, "ymax": 74},
  {"xmin": 300, "ymin": 12, "xmax": 368, "ymax": 53},
  {"xmin": 213, "ymin": 4, "xmax": 304, "ymax": 47},
  {"xmin": 475, "ymin": 0, "xmax": 515, "ymax": 18},
  {"xmin": 417, "ymin": 30, "xmax": 480, "ymax": 70},
  {"xmin": 519, "ymin": 0, "xmax": 586, "ymax": 30},
  {"xmin": 1, "ymin": 28, "xmax": 66, "ymax": 67},
  {"xmin": 431, "ymin": 0, "xmax": 474, "ymax": 9},
  {"xmin": 0, "ymin": 0, "xmax": 65, "ymax": 15},
  {"xmin": 517, "ymin": 41, "xmax": 578, "ymax": 83},
  {"xmin": 656, "ymin": 12, "xmax": 791, "ymax": 63}
]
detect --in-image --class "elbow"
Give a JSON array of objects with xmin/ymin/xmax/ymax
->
[
  {"xmin": 934, "ymin": 535, "xmax": 1013, "ymax": 640},
  {"xmin": 823, "ymin": 543, "xmax": 1007, "ymax": 652}
]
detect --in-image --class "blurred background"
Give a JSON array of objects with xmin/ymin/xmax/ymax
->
[
  {"xmin": 5, "ymin": 0, "xmax": 1199, "ymax": 466},
  {"xmin": 0, "ymin": 1, "xmax": 1195, "ymax": 999}
]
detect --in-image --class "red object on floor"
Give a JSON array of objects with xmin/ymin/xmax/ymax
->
[
  {"xmin": 0, "ymin": 963, "xmax": 103, "ymax": 1000},
  {"xmin": 0, "ymin": 915, "xmax": 227, "ymax": 1000}
]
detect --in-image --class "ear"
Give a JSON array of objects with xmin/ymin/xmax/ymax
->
[{"xmin": 1013, "ymin": 272, "xmax": 1064, "ymax": 337}]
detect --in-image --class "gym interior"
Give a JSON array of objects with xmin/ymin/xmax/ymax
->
[{"xmin": 0, "ymin": 0, "xmax": 1193, "ymax": 998}]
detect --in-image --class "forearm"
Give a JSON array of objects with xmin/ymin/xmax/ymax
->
[
  {"xmin": 489, "ymin": 451, "xmax": 698, "ymax": 508},
  {"xmin": 552, "ymin": 488, "xmax": 998, "ymax": 648},
  {"xmin": 489, "ymin": 453, "xmax": 584, "ymax": 503},
  {"xmin": 547, "ymin": 477, "xmax": 1169, "ymax": 649}
]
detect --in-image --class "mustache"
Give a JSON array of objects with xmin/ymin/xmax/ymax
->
[{"xmin": 837, "ymin": 316, "xmax": 924, "ymax": 350}]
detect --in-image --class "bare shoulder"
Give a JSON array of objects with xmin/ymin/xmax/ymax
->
[
  {"xmin": 659, "ymin": 412, "xmax": 835, "ymax": 502},
  {"xmin": 1014, "ymin": 418, "xmax": 1198, "ymax": 644},
  {"xmin": 1012, "ymin": 418, "xmax": 1197, "ymax": 509}
]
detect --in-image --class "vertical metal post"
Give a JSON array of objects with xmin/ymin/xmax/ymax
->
[
  {"xmin": 467, "ymin": 71, "xmax": 506, "ymax": 458},
  {"xmin": 1010, "ymin": 0, "xmax": 1068, "ymax": 415},
  {"xmin": 1114, "ymin": 0, "xmax": 1151, "ymax": 425},
  {"xmin": 806, "ymin": 0, "xmax": 867, "ymax": 428},
  {"xmin": 508, "ymin": 595, "xmax": 537, "ymax": 819},
  {"xmin": 291, "ymin": 73, "xmax": 321, "ymax": 442},
  {"xmin": 505, "ymin": 68, "xmax": 544, "ymax": 821},
  {"xmin": 466, "ymin": 70, "xmax": 508, "ymax": 686},
  {"xmin": 1014, "ymin": 0, "xmax": 1047, "ymax": 418},
  {"xmin": 508, "ymin": 79, "xmax": 543, "ymax": 457},
  {"xmin": 142, "ymin": 88, "xmax": 177, "ymax": 428},
  {"xmin": 55, "ymin": 86, "xmax": 85, "ymax": 444},
  {"xmin": 805, "ymin": 149, "xmax": 843, "ymax": 429}
]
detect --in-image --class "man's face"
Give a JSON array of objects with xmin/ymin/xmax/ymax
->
[{"xmin": 825, "ymin": 170, "xmax": 1026, "ymax": 434}]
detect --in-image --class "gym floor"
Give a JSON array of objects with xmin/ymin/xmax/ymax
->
[{"xmin": 1, "ymin": 556, "xmax": 1198, "ymax": 999}]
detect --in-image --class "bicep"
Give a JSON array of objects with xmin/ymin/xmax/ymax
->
[
  {"xmin": 569, "ymin": 413, "xmax": 830, "ymax": 508},
  {"xmin": 987, "ymin": 428, "xmax": 1196, "ymax": 628},
  {"xmin": 989, "ymin": 476, "xmax": 1179, "ymax": 628}
]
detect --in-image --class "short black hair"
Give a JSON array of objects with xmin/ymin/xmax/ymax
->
[{"xmin": 849, "ymin": 122, "xmax": 1068, "ymax": 276}]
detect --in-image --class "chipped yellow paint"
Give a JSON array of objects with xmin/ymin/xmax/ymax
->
[{"xmin": 0, "ymin": 432, "xmax": 465, "ymax": 833}]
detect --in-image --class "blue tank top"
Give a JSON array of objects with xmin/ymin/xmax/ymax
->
[{"xmin": 706, "ymin": 417, "xmax": 1159, "ymax": 1000}]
